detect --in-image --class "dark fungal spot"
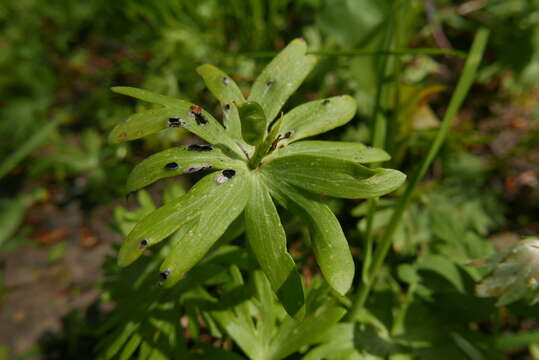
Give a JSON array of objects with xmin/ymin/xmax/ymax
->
[
  {"xmin": 164, "ymin": 162, "xmax": 179, "ymax": 171},
  {"xmin": 190, "ymin": 112, "xmax": 208, "ymax": 125},
  {"xmin": 223, "ymin": 103, "xmax": 231, "ymax": 111},
  {"xmin": 188, "ymin": 105, "xmax": 208, "ymax": 125},
  {"xmin": 216, "ymin": 169, "xmax": 236, "ymax": 184},
  {"xmin": 139, "ymin": 239, "xmax": 148, "ymax": 249},
  {"xmin": 322, "ymin": 99, "xmax": 331, "ymax": 105},
  {"xmin": 222, "ymin": 169, "xmax": 236, "ymax": 178},
  {"xmin": 265, "ymin": 80, "xmax": 274, "ymax": 87},
  {"xmin": 222, "ymin": 77, "xmax": 229, "ymax": 85},
  {"xmin": 284, "ymin": 130, "xmax": 293, "ymax": 138},
  {"xmin": 187, "ymin": 144, "xmax": 213, "ymax": 152},
  {"xmin": 160, "ymin": 270, "xmax": 170, "ymax": 281},
  {"xmin": 168, "ymin": 117, "xmax": 185, "ymax": 127}
]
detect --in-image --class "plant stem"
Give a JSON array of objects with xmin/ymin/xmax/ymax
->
[
  {"xmin": 361, "ymin": 7, "xmax": 395, "ymax": 284},
  {"xmin": 346, "ymin": 28, "xmax": 490, "ymax": 321},
  {"xmin": 243, "ymin": 48, "xmax": 466, "ymax": 58}
]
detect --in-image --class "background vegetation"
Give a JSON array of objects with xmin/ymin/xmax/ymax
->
[{"xmin": 0, "ymin": 0, "xmax": 538, "ymax": 359}]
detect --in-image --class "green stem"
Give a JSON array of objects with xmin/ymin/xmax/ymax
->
[
  {"xmin": 495, "ymin": 330, "xmax": 539, "ymax": 350},
  {"xmin": 346, "ymin": 28, "xmax": 490, "ymax": 322},
  {"xmin": 243, "ymin": 48, "xmax": 466, "ymax": 58},
  {"xmin": 360, "ymin": 8, "xmax": 395, "ymax": 285}
]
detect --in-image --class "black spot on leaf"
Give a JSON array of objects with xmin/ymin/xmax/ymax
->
[
  {"xmin": 160, "ymin": 270, "xmax": 170, "ymax": 281},
  {"xmin": 222, "ymin": 169, "xmax": 236, "ymax": 178},
  {"xmin": 164, "ymin": 162, "xmax": 179, "ymax": 171},
  {"xmin": 187, "ymin": 144, "xmax": 213, "ymax": 152},
  {"xmin": 168, "ymin": 117, "xmax": 185, "ymax": 127}
]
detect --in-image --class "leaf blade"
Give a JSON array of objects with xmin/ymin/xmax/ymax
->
[
  {"xmin": 277, "ymin": 96, "xmax": 357, "ymax": 145},
  {"xmin": 126, "ymin": 146, "xmax": 245, "ymax": 193},
  {"xmin": 263, "ymin": 154, "xmax": 406, "ymax": 199},
  {"xmin": 268, "ymin": 179, "xmax": 354, "ymax": 295},
  {"xmin": 118, "ymin": 169, "xmax": 247, "ymax": 267},
  {"xmin": 159, "ymin": 170, "xmax": 250, "ymax": 286},
  {"xmin": 266, "ymin": 140, "xmax": 390, "ymax": 164},
  {"xmin": 248, "ymin": 38, "xmax": 317, "ymax": 123},
  {"xmin": 196, "ymin": 65, "xmax": 245, "ymax": 139},
  {"xmin": 244, "ymin": 173, "xmax": 305, "ymax": 316},
  {"xmin": 109, "ymin": 88, "xmax": 242, "ymax": 157}
]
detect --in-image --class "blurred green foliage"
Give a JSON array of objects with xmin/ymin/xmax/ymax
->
[{"xmin": 1, "ymin": 0, "xmax": 538, "ymax": 359}]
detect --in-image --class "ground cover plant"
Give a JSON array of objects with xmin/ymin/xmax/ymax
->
[{"xmin": 1, "ymin": 1, "xmax": 539, "ymax": 359}]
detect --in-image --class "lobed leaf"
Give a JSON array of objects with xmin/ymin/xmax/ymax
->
[
  {"xmin": 264, "ymin": 176, "xmax": 354, "ymax": 295},
  {"xmin": 159, "ymin": 170, "xmax": 250, "ymax": 286},
  {"xmin": 248, "ymin": 38, "xmax": 317, "ymax": 123},
  {"xmin": 266, "ymin": 140, "xmax": 390, "ymax": 164},
  {"xmin": 244, "ymin": 173, "xmax": 304, "ymax": 316},
  {"xmin": 109, "ymin": 87, "xmax": 243, "ymax": 157},
  {"xmin": 276, "ymin": 96, "xmax": 357, "ymax": 146},
  {"xmin": 263, "ymin": 154, "xmax": 406, "ymax": 199},
  {"xmin": 118, "ymin": 169, "xmax": 246, "ymax": 267},
  {"xmin": 196, "ymin": 65, "xmax": 245, "ymax": 139},
  {"xmin": 126, "ymin": 145, "xmax": 245, "ymax": 193}
]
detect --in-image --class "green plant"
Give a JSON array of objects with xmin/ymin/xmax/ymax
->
[{"xmin": 109, "ymin": 39, "xmax": 406, "ymax": 317}]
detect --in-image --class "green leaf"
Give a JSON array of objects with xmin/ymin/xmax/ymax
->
[
  {"xmin": 112, "ymin": 86, "xmax": 188, "ymax": 108},
  {"xmin": 118, "ymin": 169, "xmax": 247, "ymax": 267},
  {"xmin": 263, "ymin": 154, "xmax": 406, "ymax": 199},
  {"xmin": 248, "ymin": 38, "xmax": 317, "ymax": 123},
  {"xmin": 267, "ymin": 140, "xmax": 390, "ymax": 164},
  {"xmin": 159, "ymin": 170, "xmax": 250, "ymax": 286},
  {"xmin": 236, "ymin": 101, "xmax": 267, "ymax": 146},
  {"xmin": 196, "ymin": 65, "xmax": 245, "ymax": 139},
  {"xmin": 119, "ymin": 332, "xmax": 142, "ymax": 360},
  {"xmin": 267, "ymin": 300, "xmax": 346, "ymax": 359},
  {"xmin": 244, "ymin": 173, "xmax": 304, "ymax": 316},
  {"xmin": 265, "ymin": 179, "xmax": 354, "ymax": 295},
  {"xmin": 276, "ymin": 96, "xmax": 357, "ymax": 146},
  {"xmin": 109, "ymin": 88, "xmax": 242, "ymax": 157},
  {"xmin": 126, "ymin": 145, "xmax": 245, "ymax": 193}
]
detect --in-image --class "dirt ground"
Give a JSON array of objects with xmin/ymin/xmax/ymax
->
[{"xmin": 0, "ymin": 200, "xmax": 121, "ymax": 356}]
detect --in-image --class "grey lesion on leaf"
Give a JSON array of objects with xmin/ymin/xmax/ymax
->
[
  {"xmin": 184, "ymin": 164, "xmax": 212, "ymax": 174},
  {"xmin": 216, "ymin": 169, "xmax": 236, "ymax": 184}
]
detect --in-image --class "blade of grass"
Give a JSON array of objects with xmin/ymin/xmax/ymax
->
[
  {"xmin": 0, "ymin": 113, "xmax": 64, "ymax": 180},
  {"xmin": 346, "ymin": 27, "xmax": 490, "ymax": 321},
  {"xmin": 361, "ymin": 1, "xmax": 397, "ymax": 285},
  {"xmin": 242, "ymin": 48, "xmax": 466, "ymax": 58},
  {"xmin": 495, "ymin": 330, "xmax": 539, "ymax": 350}
]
